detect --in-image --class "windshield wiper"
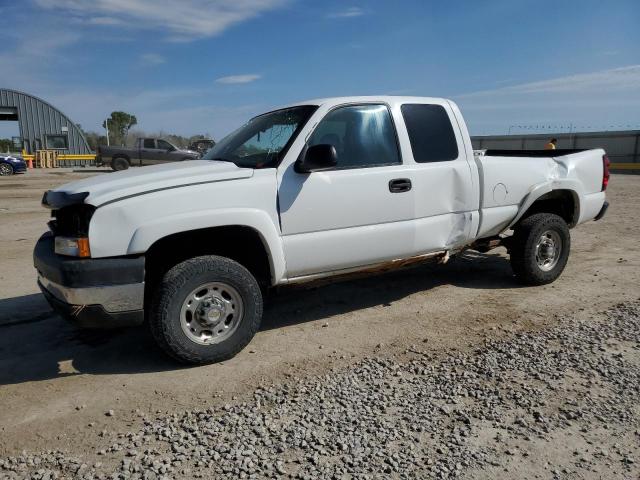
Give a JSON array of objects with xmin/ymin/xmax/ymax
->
[{"xmin": 208, "ymin": 157, "xmax": 234, "ymax": 163}]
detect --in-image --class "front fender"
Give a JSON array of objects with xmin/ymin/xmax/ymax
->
[
  {"xmin": 87, "ymin": 169, "xmax": 283, "ymax": 283},
  {"xmin": 126, "ymin": 208, "xmax": 286, "ymax": 285}
]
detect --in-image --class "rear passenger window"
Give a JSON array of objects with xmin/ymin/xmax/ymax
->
[
  {"xmin": 401, "ymin": 104, "xmax": 459, "ymax": 162},
  {"xmin": 143, "ymin": 139, "xmax": 155, "ymax": 149},
  {"xmin": 308, "ymin": 104, "xmax": 400, "ymax": 169}
]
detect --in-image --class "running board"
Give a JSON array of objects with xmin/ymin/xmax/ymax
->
[{"xmin": 281, "ymin": 251, "xmax": 449, "ymax": 287}]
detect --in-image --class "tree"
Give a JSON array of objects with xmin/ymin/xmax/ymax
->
[
  {"xmin": 75, "ymin": 124, "xmax": 105, "ymax": 151},
  {"xmin": 83, "ymin": 131, "xmax": 108, "ymax": 151},
  {"xmin": 0, "ymin": 138, "xmax": 13, "ymax": 153},
  {"xmin": 102, "ymin": 111, "xmax": 137, "ymax": 146}
]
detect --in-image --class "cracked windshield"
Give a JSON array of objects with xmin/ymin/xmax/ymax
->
[{"xmin": 203, "ymin": 105, "xmax": 317, "ymax": 168}]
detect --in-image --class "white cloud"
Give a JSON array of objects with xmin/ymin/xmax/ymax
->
[
  {"xmin": 140, "ymin": 53, "xmax": 166, "ymax": 66},
  {"xmin": 458, "ymin": 65, "xmax": 640, "ymax": 98},
  {"xmin": 142, "ymin": 103, "xmax": 264, "ymax": 137},
  {"xmin": 453, "ymin": 65, "xmax": 640, "ymax": 135},
  {"xmin": 216, "ymin": 74, "xmax": 262, "ymax": 84},
  {"xmin": 34, "ymin": 0, "xmax": 289, "ymax": 40},
  {"xmin": 41, "ymin": 87, "xmax": 265, "ymax": 137},
  {"xmin": 87, "ymin": 16, "xmax": 123, "ymax": 26},
  {"xmin": 328, "ymin": 7, "xmax": 365, "ymax": 18},
  {"xmin": 0, "ymin": 25, "xmax": 80, "ymax": 91}
]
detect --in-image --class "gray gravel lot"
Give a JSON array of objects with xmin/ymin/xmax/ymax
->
[{"xmin": 2, "ymin": 301, "xmax": 638, "ymax": 479}]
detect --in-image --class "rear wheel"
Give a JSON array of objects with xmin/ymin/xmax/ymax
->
[
  {"xmin": 510, "ymin": 213, "xmax": 570, "ymax": 285},
  {"xmin": 149, "ymin": 255, "xmax": 263, "ymax": 364},
  {"xmin": 112, "ymin": 157, "xmax": 129, "ymax": 171},
  {"xmin": 0, "ymin": 163, "xmax": 14, "ymax": 176}
]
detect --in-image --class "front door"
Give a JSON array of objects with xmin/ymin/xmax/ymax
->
[
  {"xmin": 156, "ymin": 139, "xmax": 178, "ymax": 163},
  {"xmin": 278, "ymin": 104, "xmax": 416, "ymax": 278}
]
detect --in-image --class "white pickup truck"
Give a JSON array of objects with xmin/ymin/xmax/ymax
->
[{"xmin": 34, "ymin": 96, "xmax": 610, "ymax": 364}]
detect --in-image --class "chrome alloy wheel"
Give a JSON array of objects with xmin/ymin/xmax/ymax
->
[
  {"xmin": 180, "ymin": 282, "xmax": 244, "ymax": 345},
  {"xmin": 0, "ymin": 163, "xmax": 13, "ymax": 176},
  {"xmin": 535, "ymin": 230, "xmax": 562, "ymax": 272}
]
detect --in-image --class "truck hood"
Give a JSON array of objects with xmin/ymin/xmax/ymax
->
[
  {"xmin": 48, "ymin": 160, "xmax": 253, "ymax": 207},
  {"xmin": 178, "ymin": 148, "xmax": 199, "ymax": 156}
]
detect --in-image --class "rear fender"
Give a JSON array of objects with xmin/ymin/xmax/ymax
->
[{"xmin": 509, "ymin": 180, "xmax": 582, "ymax": 228}]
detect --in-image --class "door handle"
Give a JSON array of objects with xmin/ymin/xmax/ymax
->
[{"xmin": 389, "ymin": 178, "xmax": 412, "ymax": 193}]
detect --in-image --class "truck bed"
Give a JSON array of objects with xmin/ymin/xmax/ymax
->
[
  {"xmin": 473, "ymin": 148, "xmax": 606, "ymax": 238},
  {"xmin": 482, "ymin": 149, "xmax": 587, "ymax": 157}
]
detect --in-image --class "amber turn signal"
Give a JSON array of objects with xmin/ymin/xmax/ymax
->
[{"xmin": 54, "ymin": 236, "xmax": 91, "ymax": 257}]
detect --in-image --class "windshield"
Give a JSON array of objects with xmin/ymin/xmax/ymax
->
[{"xmin": 203, "ymin": 105, "xmax": 317, "ymax": 168}]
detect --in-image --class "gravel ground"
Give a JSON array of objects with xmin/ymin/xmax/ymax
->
[{"xmin": 2, "ymin": 301, "xmax": 638, "ymax": 480}]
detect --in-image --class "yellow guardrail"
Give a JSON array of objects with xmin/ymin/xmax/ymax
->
[
  {"xmin": 23, "ymin": 154, "xmax": 96, "ymax": 161},
  {"xmin": 610, "ymin": 163, "xmax": 640, "ymax": 170}
]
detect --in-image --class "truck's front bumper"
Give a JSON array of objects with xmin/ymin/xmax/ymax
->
[{"xmin": 34, "ymin": 233, "xmax": 145, "ymax": 328}]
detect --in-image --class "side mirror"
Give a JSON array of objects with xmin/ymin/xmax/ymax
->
[{"xmin": 295, "ymin": 144, "xmax": 337, "ymax": 173}]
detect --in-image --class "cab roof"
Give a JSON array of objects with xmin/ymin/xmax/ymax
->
[{"xmin": 284, "ymin": 96, "xmax": 451, "ymax": 108}]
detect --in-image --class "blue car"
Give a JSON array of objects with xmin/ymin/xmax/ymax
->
[{"xmin": 0, "ymin": 155, "xmax": 27, "ymax": 176}]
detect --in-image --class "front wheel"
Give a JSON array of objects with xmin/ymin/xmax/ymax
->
[
  {"xmin": 111, "ymin": 157, "xmax": 129, "ymax": 171},
  {"xmin": 149, "ymin": 256, "xmax": 263, "ymax": 364},
  {"xmin": 509, "ymin": 213, "xmax": 571, "ymax": 285},
  {"xmin": 0, "ymin": 163, "xmax": 14, "ymax": 176}
]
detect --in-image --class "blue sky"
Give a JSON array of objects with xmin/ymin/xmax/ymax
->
[{"xmin": 1, "ymin": 0, "xmax": 639, "ymax": 139}]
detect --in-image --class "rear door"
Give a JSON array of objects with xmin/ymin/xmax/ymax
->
[
  {"xmin": 278, "ymin": 103, "xmax": 416, "ymax": 278},
  {"xmin": 139, "ymin": 138, "xmax": 158, "ymax": 165},
  {"xmin": 397, "ymin": 101, "xmax": 476, "ymax": 251}
]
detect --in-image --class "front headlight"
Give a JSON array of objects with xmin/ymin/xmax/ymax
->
[{"xmin": 55, "ymin": 236, "xmax": 91, "ymax": 257}]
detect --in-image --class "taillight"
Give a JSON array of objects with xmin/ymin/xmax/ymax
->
[{"xmin": 602, "ymin": 154, "xmax": 610, "ymax": 191}]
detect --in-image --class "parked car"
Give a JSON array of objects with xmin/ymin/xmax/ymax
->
[
  {"xmin": 188, "ymin": 139, "xmax": 216, "ymax": 157},
  {"xmin": 96, "ymin": 138, "xmax": 200, "ymax": 171},
  {"xmin": 35, "ymin": 96, "xmax": 609, "ymax": 364},
  {"xmin": 0, "ymin": 154, "xmax": 27, "ymax": 176}
]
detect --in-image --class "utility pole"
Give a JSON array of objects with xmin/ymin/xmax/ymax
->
[
  {"xmin": 105, "ymin": 118, "xmax": 110, "ymax": 146},
  {"xmin": 569, "ymin": 122, "xmax": 574, "ymax": 149}
]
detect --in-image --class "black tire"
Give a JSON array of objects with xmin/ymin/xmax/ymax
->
[
  {"xmin": 0, "ymin": 163, "xmax": 14, "ymax": 176},
  {"xmin": 510, "ymin": 213, "xmax": 570, "ymax": 285},
  {"xmin": 111, "ymin": 157, "xmax": 129, "ymax": 171},
  {"xmin": 149, "ymin": 255, "xmax": 263, "ymax": 364}
]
